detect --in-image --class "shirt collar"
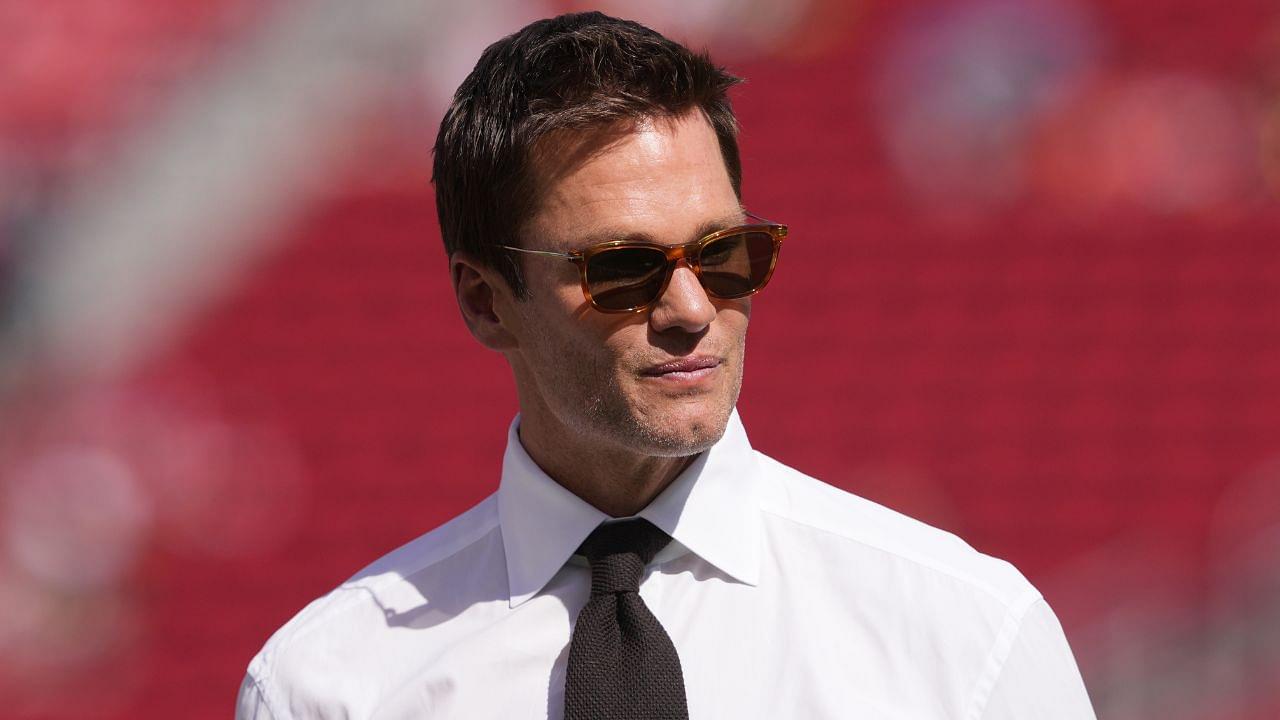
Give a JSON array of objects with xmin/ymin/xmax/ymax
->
[{"xmin": 498, "ymin": 409, "xmax": 762, "ymax": 608}]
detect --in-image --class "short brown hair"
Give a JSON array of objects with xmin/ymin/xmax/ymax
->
[{"xmin": 432, "ymin": 12, "xmax": 743, "ymax": 297}]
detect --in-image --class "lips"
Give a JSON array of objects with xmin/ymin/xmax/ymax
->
[{"xmin": 641, "ymin": 355, "xmax": 722, "ymax": 377}]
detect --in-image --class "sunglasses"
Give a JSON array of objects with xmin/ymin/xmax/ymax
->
[{"xmin": 500, "ymin": 213, "xmax": 789, "ymax": 313}]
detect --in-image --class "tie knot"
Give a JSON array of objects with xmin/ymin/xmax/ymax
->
[{"xmin": 578, "ymin": 519, "xmax": 672, "ymax": 595}]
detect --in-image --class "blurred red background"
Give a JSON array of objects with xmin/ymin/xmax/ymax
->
[{"xmin": 2, "ymin": 1, "xmax": 1279, "ymax": 718}]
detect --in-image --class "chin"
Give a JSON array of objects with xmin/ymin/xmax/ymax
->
[{"xmin": 625, "ymin": 398, "xmax": 735, "ymax": 458}]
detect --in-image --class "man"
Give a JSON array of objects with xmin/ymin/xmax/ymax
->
[{"xmin": 237, "ymin": 12, "xmax": 1096, "ymax": 719}]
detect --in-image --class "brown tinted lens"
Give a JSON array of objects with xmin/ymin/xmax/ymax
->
[
  {"xmin": 698, "ymin": 231, "xmax": 776, "ymax": 298},
  {"xmin": 584, "ymin": 246, "xmax": 669, "ymax": 310}
]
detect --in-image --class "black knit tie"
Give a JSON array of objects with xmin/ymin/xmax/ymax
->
[{"xmin": 564, "ymin": 518, "xmax": 689, "ymax": 720}]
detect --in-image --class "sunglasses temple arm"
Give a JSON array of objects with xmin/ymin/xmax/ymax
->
[
  {"xmin": 499, "ymin": 245, "xmax": 579, "ymax": 260},
  {"xmin": 745, "ymin": 211, "xmax": 782, "ymax": 226}
]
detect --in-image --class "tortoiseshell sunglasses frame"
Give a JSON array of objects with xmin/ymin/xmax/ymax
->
[{"xmin": 499, "ymin": 213, "xmax": 789, "ymax": 313}]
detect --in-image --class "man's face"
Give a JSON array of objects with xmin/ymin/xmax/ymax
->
[{"xmin": 502, "ymin": 111, "xmax": 750, "ymax": 458}]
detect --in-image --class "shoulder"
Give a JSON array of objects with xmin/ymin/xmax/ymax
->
[
  {"xmin": 340, "ymin": 492, "xmax": 503, "ymax": 590},
  {"xmin": 753, "ymin": 451, "xmax": 1041, "ymax": 613},
  {"xmin": 242, "ymin": 494, "xmax": 503, "ymax": 716},
  {"xmin": 749, "ymin": 452, "xmax": 1086, "ymax": 718}
]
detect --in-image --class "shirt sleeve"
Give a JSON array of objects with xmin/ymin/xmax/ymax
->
[
  {"xmin": 976, "ymin": 598, "xmax": 1097, "ymax": 720},
  {"xmin": 236, "ymin": 673, "xmax": 282, "ymax": 720}
]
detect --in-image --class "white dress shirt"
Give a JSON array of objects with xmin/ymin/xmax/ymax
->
[{"xmin": 237, "ymin": 411, "xmax": 1096, "ymax": 719}]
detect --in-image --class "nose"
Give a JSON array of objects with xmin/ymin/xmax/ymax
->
[{"xmin": 649, "ymin": 260, "xmax": 716, "ymax": 333}]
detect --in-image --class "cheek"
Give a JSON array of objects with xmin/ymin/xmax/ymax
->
[
  {"xmin": 519, "ymin": 305, "xmax": 633, "ymax": 378},
  {"xmin": 712, "ymin": 301, "xmax": 752, "ymax": 341},
  {"xmin": 726, "ymin": 296, "xmax": 752, "ymax": 318}
]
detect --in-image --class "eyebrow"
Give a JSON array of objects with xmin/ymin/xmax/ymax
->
[{"xmin": 566, "ymin": 211, "xmax": 748, "ymax": 250}]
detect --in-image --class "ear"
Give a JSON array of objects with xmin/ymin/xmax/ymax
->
[{"xmin": 450, "ymin": 251, "xmax": 519, "ymax": 351}]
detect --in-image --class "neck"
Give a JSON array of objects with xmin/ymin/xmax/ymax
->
[{"xmin": 517, "ymin": 418, "xmax": 697, "ymax": 518}]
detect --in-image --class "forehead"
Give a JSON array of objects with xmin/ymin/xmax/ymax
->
[{"xmin": 525, "ymin": 112, "xmax": 740, "ymax": 245}]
